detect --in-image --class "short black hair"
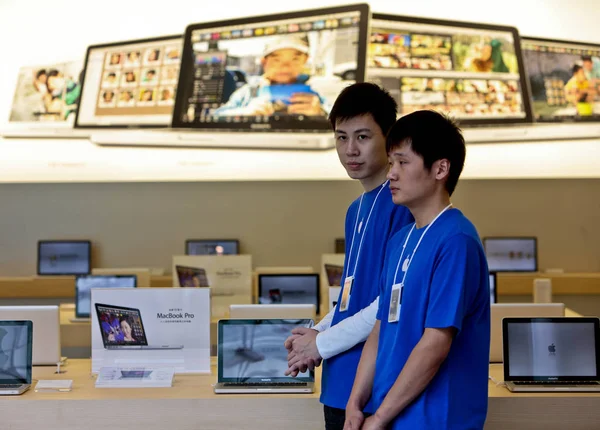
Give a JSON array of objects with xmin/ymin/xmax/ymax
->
[
  {"xmin": 582, "ymin": 55, "xmax": 592, "ymax": 62},
  {"xmin": 573, "ymin": 64, "xmax": 583, "ymax": 74},
  {"xmin": 36, "ymin": 69, "xmax": 47, "ymax": 79},
  {"xmin": 386, "ymin": 110, "xmax": 465, "ymax": 196},
  {"xmin": 329, "ymin": 82, "xmax": 398, "ymax": 136},
  {"xmin": 108, "ymin": 72, "xmax": 116, "ymax": 78}
]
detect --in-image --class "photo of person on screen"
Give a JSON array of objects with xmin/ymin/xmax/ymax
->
[
  {"xmin": 471, "ymin": 39, "xmax": 509, "ymax": 73},
  {"xmin": 214, "ymin": 35, "xmax": 327, "ymax": 117},
  {"xmin": 119, "ymin": 316, "xmax": 137, "ymax": 343},
  {"xmin": 565, "ymin": 64, "xmax": 595, "ymax": 116},
  {"xmin": 44, "ymin": 69, "xmax": 81, "ymax": 120}
]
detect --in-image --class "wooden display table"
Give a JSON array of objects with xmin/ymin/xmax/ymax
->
[{"xmin": 0, "ymin": 359, "xmax": 598, "ymax": 430}]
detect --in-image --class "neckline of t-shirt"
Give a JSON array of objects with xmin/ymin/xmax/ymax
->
[{"xmin": 414, "ymin": 207, "xmax": 456, "ymax": 231}]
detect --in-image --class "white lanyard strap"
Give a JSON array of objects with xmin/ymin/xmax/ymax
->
[
  {"xmin": 346, "ymin": 180, "xmax": 390, "ymax": 278},
  {"xmin": 393, "ymin": 204, "xmax": 453, "ymax": 285}
]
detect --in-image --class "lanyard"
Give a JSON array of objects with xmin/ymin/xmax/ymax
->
[
  {"xmin": 392, "ymin": 204, "xmax": 453, "ymax": 285},
  {"xmin": 346, "ymin": 180, "xmax": 389, "ymax": 278}
]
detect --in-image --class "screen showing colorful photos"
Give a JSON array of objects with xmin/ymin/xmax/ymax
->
[
  {"xmin": 96, "ymin": 305, "xmax": 147, "ymax": 346},
  {"xmin": 77, "ymin": 37, "xmax": 182, "ymax": 127},
  {"xmin": 522, "ymin": 38, "xmax": 600, "ymax": 121},
  {"xmin": 174, "ymin": 10, "xmax": 364, "ymax": 130},
  {"xmin": 367, "ymin": 17, "xmax": 527, "ymax": 122},
  {"xmin": 9, "ymin": 61, "xmax": 82, "ymax": 123}
]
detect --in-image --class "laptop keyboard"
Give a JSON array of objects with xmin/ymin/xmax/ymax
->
[
  {"xmin": 513, "ymin": 381, "xmax": 600, "ymax": 386},
  {"xmin": 0, "ymin": 384, "xmax": 22, "ymax": 389},
  {"xmin": 223, "ymin": 382, "xmax": 308, "ymax": 387}
]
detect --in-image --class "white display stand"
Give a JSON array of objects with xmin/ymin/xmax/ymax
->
[
  {"xmin": 90, "ymin": 288, "xmax": 211, "ymax": 374},
  {"xmin": 172, "ymin": 255, "xmax": 252, "ymax": 318},
  {"xmin": 95, "ymin": 367, "xmax": 175, "ymax": 388}
]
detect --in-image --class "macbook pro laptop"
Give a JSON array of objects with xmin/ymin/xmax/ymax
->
[
  {"xmin": 229, "ymin": 304, "xmax": 316, "ymax": 320},
  {"xmin": 37, "ymin": 240, "xmax": 91, "ymax": 276},
  {"xmin": 186, "ymin": 239, "xmax": 239, "ymax": 255},
  {"xmin": 74, "ymin": 34, "xmax": 183, "ymax": 134},
  {"xmin": 74, "ymin": 275, "xmax": 137, "ymax": 321},
  {"xmin": 490, "ymin": 303, "xmax": 565, "ymax": 363},
  {"xmin": 258, "ymin": 273, "xmax": 320, "ymax": 314},
  {"xmin": 1, "ymin": 60, "xmax": 88, "ymax": 138},
  {"xmin": 214, "ymin": 318, "xmax": 315, "ymax": 393},
  {"xmin": 0, "ymin": 320, "xmax": 33, "ymax": 395},
  {"xmin": 503, "ymin": 317, "xmax": 600, "ymax": 392},
  {"xmin": 483, "ymin": 237, "xmax": 538, "ymax": 272},
  {"xmin": 175, "ymin": 265, "xmax": 210, "ymax": 288},
  {"xmin": 95, "ymin": 303, "xmax": 183, "ymax": 350},
  {"xmin": 0, "ymin": 307, "xmax": 59, "ymax": 366},
  {"xmin": 91, "ymin": 4, "xmax": 370, "ymax": 150}
]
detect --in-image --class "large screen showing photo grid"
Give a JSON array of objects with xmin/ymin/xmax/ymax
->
[
  {"xmin": 522, "ymin": 39, "xmax": 600, "ymax": 121},
  {"xmin": 176, "ymin": 11, "xmax": 361, "ymax": 130},
  {"xmin": 368, "ymin": 18, "xmax": 527, "ymax": 121},
  {"xmin": 77, "ymin": 37, "xmax": 182, "ymax": 126}
]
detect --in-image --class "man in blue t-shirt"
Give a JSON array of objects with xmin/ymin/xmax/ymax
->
[
  {"xmin": 283, "ymin": 83, "xmax": 413, "ymax": 430},
  {"xmin": 344, "ymin": 110, "xmax": 490, "ymax": 430}
]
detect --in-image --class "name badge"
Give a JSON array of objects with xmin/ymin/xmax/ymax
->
[
  {"xmin": 388, "ymin": 282, "xmax": 403, "ymax": 323},
  {"xmin": 339, "ymin": 276, "xmax": 354, "ymax": 312}
]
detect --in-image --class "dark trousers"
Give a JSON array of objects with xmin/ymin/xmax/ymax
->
[{"xmin": 324, "ymin": 405, "xmax": 372, "ymax": 430}]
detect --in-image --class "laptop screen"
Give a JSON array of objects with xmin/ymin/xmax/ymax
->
[
  {"xmin": 0, "ymin": 321, "xmax": 32, "ymax": 384},
  {"xmin": 521, "ymin": 37, "xmax": 600, "ymax": 122},
  {"xmin": 75, "ymin": 276, "xmax": 137, "ymax": 318},
  {"xmin": 483, "ymin": 237, "xmax": 537, "ymax": 272},
  {"xmin": 172, "ymin": 4, "xmax": 369, "ymax": 131},
  {"xmin": 76, "ymin": 35, "xmax": 183, "ymax": 128},
  {"xmin": 258, "ymin": 274, "xmax": 320, "ymax": 314},
  {"xmin": 186, "ymin": 240, "xmax": 239, "ymax": 255},
  {"xmin": 9, "ymin": 61, "xmax": 83, "ymax": 124},
  {"xmin": 38, "ymin": 240, "xmax": 91, "ymax": 275},
  {"xmin": 489, "ymin": 272, "xmax": 497, "ymax": 304},
  {"xmin": 95, "ymin": 304, "xmax": 148, "ymax": 346},
  {"xmin": 368, "ymin": 14, "xmax": 531, "ymax": 125},
  {"xmin": 218, "ymin": 319, "xmax": 314, "ymax": 383},
  {"xmin": 175, "ymin": 266, "xmax": 210, "ymax": 288},
  {"xmin": 504, "ymin": 319, "xmax": 599, "ymax": 381}
]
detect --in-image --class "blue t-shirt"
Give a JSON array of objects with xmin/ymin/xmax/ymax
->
[
  {"xmin": 320, "ymin": 181, "xmax": 413, "ymax": 411},
  {"xmin": 373, "ymin": 209, "xmax": 490, "ymax": 429}
]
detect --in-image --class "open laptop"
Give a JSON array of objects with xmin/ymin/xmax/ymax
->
[
  {"xmin": 0, "ymin": 307, "xmax": 59, "ymax": 366},
  {"xmin": 175, "ymin": 265, "xmax": 210, "ymax": 288},
  {"xmin": 214, "ymin": 318, "xmax": 315, "ymax": 393},
  {"xmin": 229, "ymin": 304, "xmax": 316, "ymax": 320},
  {"xmin": 95, "ymin": 303, "xmax": 183, "ymax": 350},
  {"xmin": 186, "ymin": 239, "xmax": 239, "ymax": 256},
  {"xmin": 73, "ymin": 35, "xmax": 183, "ymax": 135},
  {"xmin": 91, "ymin": 4, "xmax": 370, "ymax": 150},
  {"xmin": 73, "ymin": 275, "xmax": 137, "ymax": 321},
  {"xmin": 521, "ymin": 37, "xmax": 600, "ymax": 124},
  {"xmin": 490, "ymin": 303, "xmax": 565, "ymax": 363},
  {"xmin": 258, "ymin": 273, "xmax": 320, "ymax": 314},
  {"xmin": 483, "ymin": 237, "xmax": 538, "ymax": 272},
  {"xmin": 0, "ymin": 320, "xmax": 33, "ymax": 395},
  {"xmin": 1, "ymin": 60, "xmax": 88, "ymax": 138},
  {"xmin": 503, "ymin": 317, "xmax": 600, "ymax": 392},
  {"xmin": 37, "ymin": 240, "xmax": 91, "ymax": 276}
]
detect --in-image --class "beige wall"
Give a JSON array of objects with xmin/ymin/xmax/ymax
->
[{"xmin": 1, "ymin": 179, "xmax": 599, "ymax": 276}]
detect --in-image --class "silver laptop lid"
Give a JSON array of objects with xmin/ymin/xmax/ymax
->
[
  {"xmin": 0, "ymin": 306, "xmax": 59, "ymax": 366},
  {"xmin": 0, "ymin": 321, "xmax": 33, "ymax": 385},
  {"xmin": 217, "ymin": 319, "xmax": 314, "ymax": 384},
  {"xmin": 503, "ymin": 317, "xmax": 600, "ymax": 382},
  {"xmin": 258, "ymin": 273, "xmax": 320, "ymax": 314}
]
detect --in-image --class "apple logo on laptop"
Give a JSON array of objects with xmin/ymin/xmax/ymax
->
[{"xmin": 548, "ymin": 343, "xmax": 556, "ymax": 356}]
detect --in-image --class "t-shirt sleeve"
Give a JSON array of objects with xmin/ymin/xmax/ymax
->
[{"xmin": 425, "ymin": 234, "xmax": 484, "ymax": 332}]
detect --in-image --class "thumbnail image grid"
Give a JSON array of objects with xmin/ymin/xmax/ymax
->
[{"xmin": 95, "ymin": 43, "xmax": 180, "ymax": 115}]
